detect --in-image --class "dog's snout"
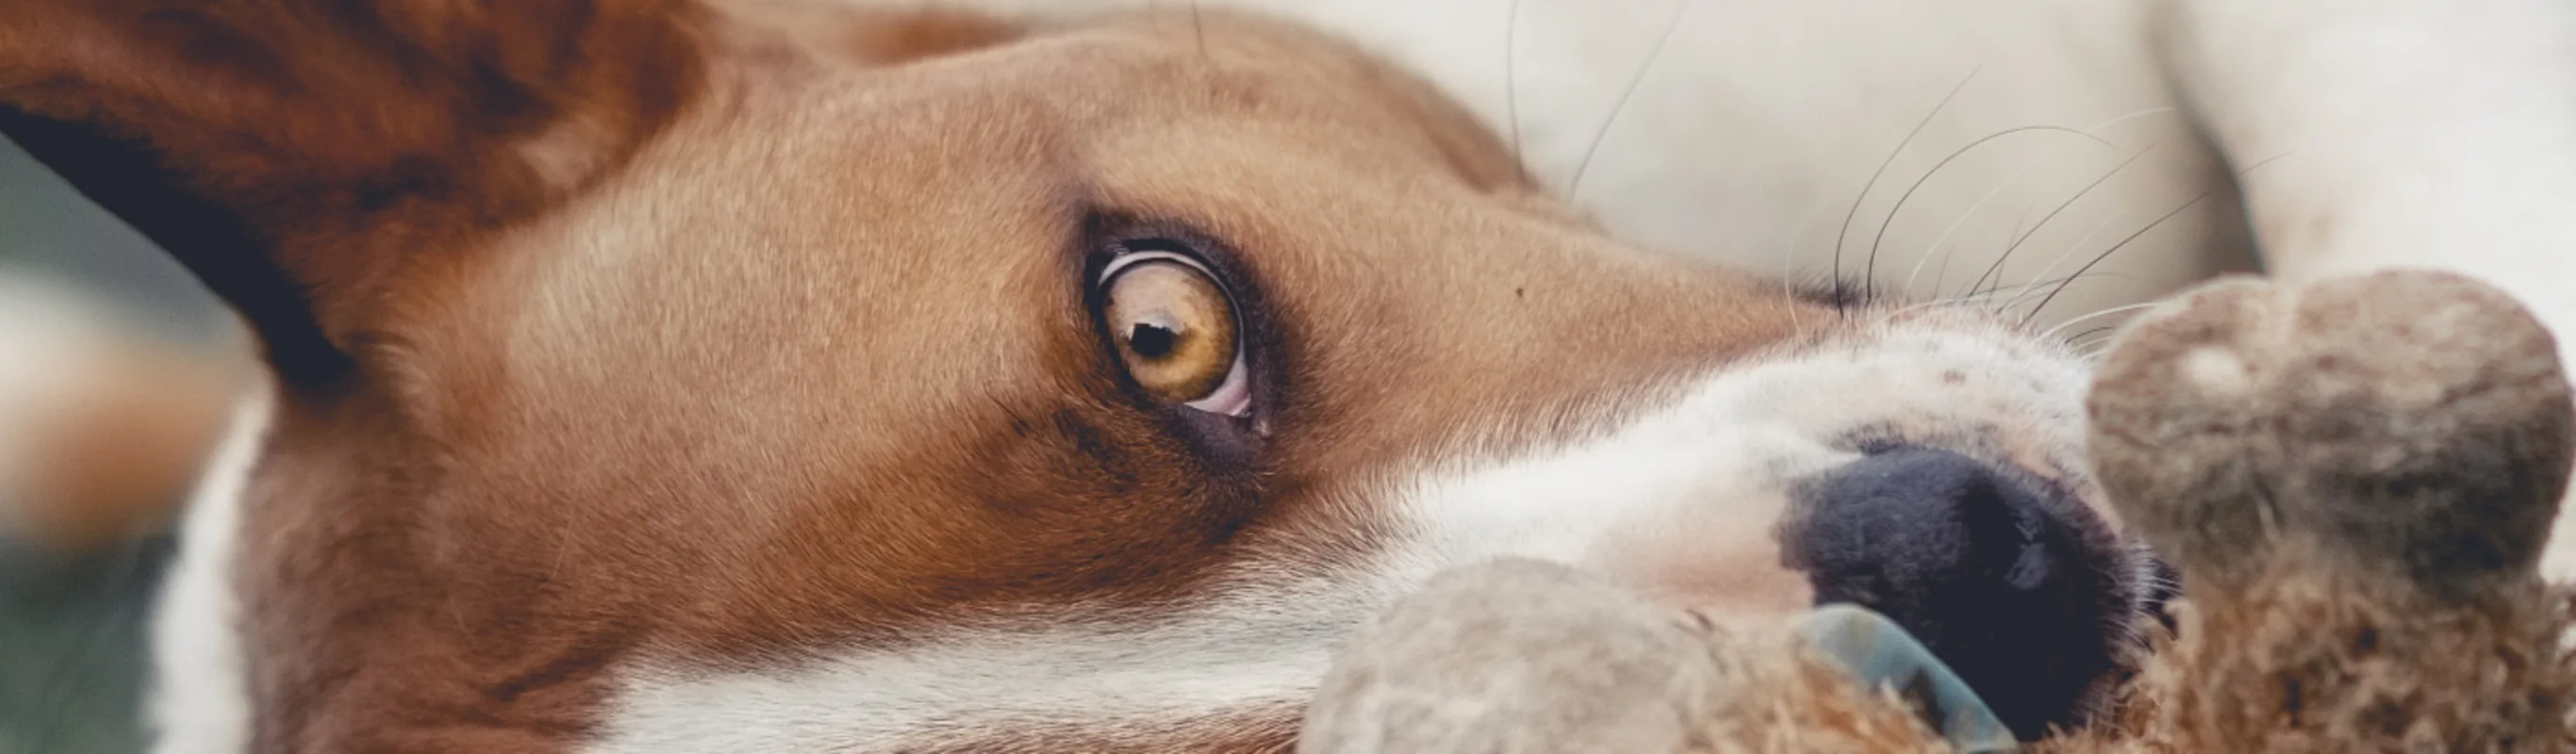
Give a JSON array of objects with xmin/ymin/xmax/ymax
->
[{"xmin": 1788, "ymin": 448, "xmax": 2126, "ymax": 741}]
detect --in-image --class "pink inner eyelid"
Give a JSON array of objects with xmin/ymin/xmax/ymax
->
[{"xmin": 1185, "ymin": 358, "xmax": 1254, "ymax": 418}]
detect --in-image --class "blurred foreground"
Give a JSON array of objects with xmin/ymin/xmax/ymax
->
[{"xmin": 0, "ymin": 139, "xmax": 237, "ymax": 754}]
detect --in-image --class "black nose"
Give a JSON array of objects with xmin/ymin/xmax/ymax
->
[{"xmin": 1785, "ymin": 448, "xmax": 2129, "ymax": 741}]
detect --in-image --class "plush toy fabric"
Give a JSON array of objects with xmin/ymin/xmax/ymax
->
[{"xmin": 1300, "ymin": 270, "xmax": 2576, "ymax": 753}]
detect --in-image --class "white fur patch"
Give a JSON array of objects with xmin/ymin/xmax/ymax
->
[
  {"xmin": 585, "ymin": 315, "xmax": 2094, "ymax": 751},
  {"xmin": 587, "ymin": 584, "xmax": 1361, "ymax": 751},
  {"xmin": 146, "ymin": 394, "xmax": 269, "ymax": 754}
]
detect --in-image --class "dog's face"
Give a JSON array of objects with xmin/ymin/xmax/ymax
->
[{"xmin": 2, "ymin": 1, "xmax": 2152, "ymax": 749}]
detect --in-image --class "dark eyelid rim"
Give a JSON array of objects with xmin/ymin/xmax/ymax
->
[
  {"xmin": 1079, "ymin": 219, "xmax": 1266, "ymax": 342},
  {"xmin": 1097, "ymin": 240, "xmax": 1216, "ymax": 282},
  {"xmin": 1075, "ymin": 213, "xmax": 1281, "ymax": 461}
]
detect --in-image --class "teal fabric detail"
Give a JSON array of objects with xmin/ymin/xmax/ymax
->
[{"xmin": 1798, "ymin": 603, "xmax": 2018, "ymax": 753}]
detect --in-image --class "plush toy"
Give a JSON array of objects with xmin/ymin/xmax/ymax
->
[{"xmin": 1299, "ymin": 270, "xmax": 2576, "ymax": 753}]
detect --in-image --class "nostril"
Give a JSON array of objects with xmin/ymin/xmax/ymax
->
[
  {"xmin": 1787, "ymin": 448, "xmax": 2123, "ymax": 741},
  {"xmin": 1949, "ymin": 467, "xmax": 2058, "ymax": 593},
  {"xmin": 1792, "ymin": 449, "xmax": 2039, "ymax": 598}
]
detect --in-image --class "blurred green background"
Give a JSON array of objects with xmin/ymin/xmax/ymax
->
[{"xmin": 0, "ymin": 139, "xmax": 228, "ymax": 754}]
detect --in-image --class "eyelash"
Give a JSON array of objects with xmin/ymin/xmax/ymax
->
[{"xmin": 1792, "ymin": 275, "xmax": 1879, "ymax": 311}]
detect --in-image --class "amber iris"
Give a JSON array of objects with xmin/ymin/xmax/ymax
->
[{"xmin": 1101, "ymin": 260, "xmax": 1238, "ymax": 402}]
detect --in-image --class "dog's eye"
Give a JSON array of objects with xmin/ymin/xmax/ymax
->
[{"xmin": 1097, "ymin": 250, "xmax": 1251, "ymax": 416}]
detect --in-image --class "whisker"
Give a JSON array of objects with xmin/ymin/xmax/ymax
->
[
  {"xmin": 1566, "ymin": 0, "xmax": 1698, "ymax": 199},
  {"xmin": 1778, "ymin": 191, "xmax": 1854, "ymax": 331},
  {"xmin": 1959, "ymin": 198, "xmax": 2040, "ymax": 296},
  {"xmin": 1903, "ymin": 163, "xmax": 2043, "ymax": 296},
  {"xmin": 2081, "ymin": 106, "xmax": 2178, "ymax": 135},
  {"xmin": 1993, "ymin": 211, "xmax": 2130, "ymax": 314},
  {"xmin": 1190, "ymin": 0, "xmax": 1207, "ymax": 57},
  {"xmin": 2076, "ymin": 323, "xmax": 2132, "ymax": 352},
  {"xmin": 1964, "ymin": 143, "xmax": 2156, "ymax": 300},
  {"xmin": 2061, "ymin": 324, "xmax": 2124, "ymax": 346},
  {"xmin": 1926, "ymin": 244, "xmax": 1958, "ymax": 300},
  {"xmin": 1931, "ymin": 107, "xmax": 2160, "ymax": 300},
  {"xmin": 1881, "ymin": 291, "xmax": 2009, "ymax": 320},
  {"xmin": 1875, "ymin": 277, "xmax": 2093, "ymax": 321},
  {"xmin": 2236, "ymin": 151, "xmax": 2293, "ymax": 178},
  {"xmin": 1981, "ymin": 272, "xmax": 2106, "ymax": 303},
  {"xmin": 1835, "ymin": 66, "xmax": 1980, "ymax": 310},
  {"xmin": 2039, "ymin": 302, "xmax": 2160, "ymax": 340},
  {"xmin": 2005, "ymin": 198, "xmax": 2043, "ymax": 246},
  {"xmin": 2023, "ymin": 193, "xmax": 2214, "ymax": 325},
  {"xmin": 1866, "ymin": 125, "xmax": 2110, "ymax": 287},
  {"xmin": 1504, "ymin": 0, "xmax": 1526, "ymax": 175},
  {"xmin": 1903, "ymin": 243, "xmax": 1951, "ymax": 298}
]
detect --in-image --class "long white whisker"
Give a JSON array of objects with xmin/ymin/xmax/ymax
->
[
  {"xmin": 1865, "ymin": 125, "xmax": 2108, "ymax": 287},
  {"xmin": 1779, "ymin": 188, "xmax": 1853, "ymax": 331},
  {"xmin": 1875, "ymin": 285, "xmax": 2044, "ymax": 322},
  {"xmin": 2005, "ymin": 198, "xmax": 2043, "ymax": 245},
  {"xmin": 2081, "ymin": 107, "xmax": 2177, "ymax": 136},
  {"xmin": 1503, "ymin": 0, "xmax": 1525, "ymax": 173},
  {"xmin": 1566, "ymin": 0, "xmax": 1699, "ymax": 199},
  {"xmin": 2023, "ymin": 193, "xmax": 2214, "ymax": 324},
  {"xmin": 1963, "ymin": 143, "xmax": 2157, "ymax": 299},
  {"xmin": 1964, "ymin": 198, "xmax": 2042, "ymax": 296},
  {"xmin": 1837, "ymin": 66, "xmax": 1980, "ymax": 300},
  {"xmin": 2039, "ymin": 302, "xmax": 2160, "ymax": 340},
  {"xmin": 2072, "ymin": 325, "xmax": 2128, "ymax": 358},
  {"xmin": 1994, "ymin": 211, "xmax": 2129, "ymax": 314},
  {"xmin": 2235, "ymin": 151, "xmax": 2294, "ymax": 178},
  {"xmin": 1904, "ymin": 164, "xmax": 2041, "ymax": 296}
]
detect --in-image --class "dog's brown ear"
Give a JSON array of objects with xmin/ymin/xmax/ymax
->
[{"xmin": 0, "ymin": 1, "xmax": 707, "ymax": 390}]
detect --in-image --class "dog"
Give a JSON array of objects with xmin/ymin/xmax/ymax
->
[{"xmin": 0, "ymin": 0, "xmax": 2568, "ymax": 751}]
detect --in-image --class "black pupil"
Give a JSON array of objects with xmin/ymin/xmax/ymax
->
[{"xmin": 1129, "ymin": 322, "xmax": 1178, "ymax": 358}]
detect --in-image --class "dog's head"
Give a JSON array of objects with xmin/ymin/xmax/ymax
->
[{"xmin": 1, "ymin": 1, "xmax": 2156, "ymax": 748}]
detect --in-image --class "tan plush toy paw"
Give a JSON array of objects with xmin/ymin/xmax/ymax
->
[
  {"xmin": 1296, "ymin": 559, "xmax": 1968, "ymax": 753},
  {"xmin": 2089, "ymin": 270, "xmax": 2572, "ymax": 595},
  {"xmin": 2078, "ymin": 270, "xmax": 2576, "ymax": 750}
]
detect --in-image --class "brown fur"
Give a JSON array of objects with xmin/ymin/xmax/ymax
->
[{"xmin": 0, "ymin": 1, "xmax": 704, "ymax": 383}]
